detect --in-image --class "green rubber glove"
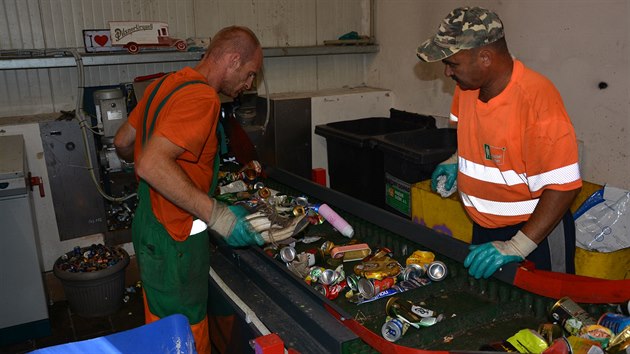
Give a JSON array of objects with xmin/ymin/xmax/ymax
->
[
  {"xmin": 431, "ymin": 163, "xmax": 457, "ymax": 191},
  {"xmin": 431, "ymin": 153, "xmax": 458, "ymax": 192},
  {"xmin": 463, "ymin": 231, "xmax": 537, "ymax": 279},
  {"xmin": 225, "ymin": 205, "xmax": 265, "ymax": 247}
]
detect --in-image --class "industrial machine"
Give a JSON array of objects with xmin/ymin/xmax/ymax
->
[{"xmin": 39, "ymin": 85, "xmax": 137, "ymax": 242}]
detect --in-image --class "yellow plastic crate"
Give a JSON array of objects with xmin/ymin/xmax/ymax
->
[
  {"xmin": 411, "ymin": 180, "xmax": 472, "ymax": 243},
  {"xmin": 411, "ymin": 180, "xmax": 628, "ymax": 279}
]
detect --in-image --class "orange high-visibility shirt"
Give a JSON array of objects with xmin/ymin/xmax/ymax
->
[
  {"xmin": 452, "ymin": 59, "xmax": 582, "ymax": 228},
  {"xmin": 129, "ymin": 67, "xmax": 220, "ymax": 240}
]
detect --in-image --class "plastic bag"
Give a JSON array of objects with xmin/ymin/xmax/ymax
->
[{"xmin": 574, "ymin": 185, "xmax": 630, "ymax": 252}]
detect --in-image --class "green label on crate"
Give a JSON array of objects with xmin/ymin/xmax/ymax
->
[{"xmin": 385, "ymin": 173, "xmax": 410, "ymax": 216}]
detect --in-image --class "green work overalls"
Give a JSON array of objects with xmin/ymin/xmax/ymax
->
[{"xmin": 132, "ymin": 76, "xmax": 223, "ymax": 325}]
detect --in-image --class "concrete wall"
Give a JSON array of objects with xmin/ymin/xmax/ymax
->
[{"xmin": 367, "ymin": 0, "xmax": 630, "ymax": 189}]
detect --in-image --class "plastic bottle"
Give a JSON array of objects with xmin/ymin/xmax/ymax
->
[{"xmin": 315, "ymin": 203, "xmax": 354, "ymax": 238}]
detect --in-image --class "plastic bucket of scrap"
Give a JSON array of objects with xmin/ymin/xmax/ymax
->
[{"xmin": 53, "ymin": 244, "xmax": 130, "ymax": 317}]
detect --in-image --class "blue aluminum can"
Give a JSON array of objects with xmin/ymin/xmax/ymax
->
[
  {"xmin": 599, "ymin": 312, "xmax": 630, "ymax": 335},
  {"xmin": 381, "ymin": 318, "xmax": 406, "ymax": 342}
]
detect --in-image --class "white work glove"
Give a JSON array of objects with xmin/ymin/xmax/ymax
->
[
  {"xmin": 206, "ymin": 200, "xmax": 237, "ymax": 238},
  {"xmin": 464, "ymin": 231, "xmax": 537, "ymax": 279},
  {"xmin": 207, "ymin": 200, "xmax": 264, "ymax": 247}
]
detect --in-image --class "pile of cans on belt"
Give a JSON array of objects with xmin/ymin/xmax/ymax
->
[
  {"xmin": 273, "ymin": 240, "xmax": 450, "ymax": 339},
  {"xmin": 55, "ymin": 244, "xmax": 125, "ymax": 273},
  {"xmin": 479, "ymin": 297, "xmax": 630, "ymax": 354}
]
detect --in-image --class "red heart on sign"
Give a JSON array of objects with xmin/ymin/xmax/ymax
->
[{"xmin": 94, "ymin": 35, "xmax": 109, "ymax": 47}]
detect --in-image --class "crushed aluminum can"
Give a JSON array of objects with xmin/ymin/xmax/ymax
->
[
  {"xmin": 402, "ymin": 263, "xmax": 426, "ymax": 281},
  {"xmin": 294, "ymin": 196, "xmax": 309, "ymax": 207},
  {"xmin": 406, "ymin": 250, "xmax": 435, "ymax": 267},
  {"xmin": 320, "ymin": 240, "xmax": 335, "ymax": 255},
  {"xmin": 256, "ymin": 187, "xmax": 271, "ymax": 199},
  {"xmin": 279, "ymin": 246, "xmax": 296, "ymax": 263},
  {"xmin": 426, "ymin": 261, "xmax": 448, "ymax": 281},
  {"xmin": 382, "ymin": 317, "xmax": 408, "ymax": 342},
  {"xmin": 292, "ymin": 205, "xmax": 305, "ymax": 216},
  {"xmin": 358, "ymin": 277, "xmax": 395, "ymax": 299},
  {"xmin": 550, "ymin": 296, "xmax": 597, "ymax": 336},
  {"xmin": 386, "ymin": 297, "xmax": 436, "ymax": 323},
  {"xmin": 326, "ymin": 279, "xmax": 347, "ymax": 300},
  {"xmin": 346, "ymin": 274, "xmax": 361, "ymax": 292},
  {"xmin": 608, "ymin": 326, "xmax": 630, "ymax": 354},
  {"xmin": 319, "ymin": 269, "xmax": 340, "ymax": 286},
  {"xmin": 354, "ymin": 258, "xmax": 402, "ymax": 280},
  {"xmin": 313, "ymin": 283, "xmax": 327, "ymax": 297},
  {"xmin": 580, "ymin": 324, "xmax": 613, "ymax": 349},
  {"xmin": 309, "ymin": 266, "xmax": 325, "ymax": 283}
]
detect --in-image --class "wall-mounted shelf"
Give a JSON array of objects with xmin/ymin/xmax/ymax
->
[{"xmin": 0, "ymin": 44, "xmax": 379, "ymax": 70}]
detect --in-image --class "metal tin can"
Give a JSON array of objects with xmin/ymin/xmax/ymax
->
[
  {"xmin": 549, "ymin": 296, "xmax": 597, "ymax": 336},
  {"xmin": 426, "ymin": 261, "xmax": 448, "ymax": 281},
  {"xmin": 402, "ymin": 263, "xmax": 426, "ymax": 281},
  {"xmin": 381, "ymin": 318, "xmax": 408, "ymax": 342},
  {"xmin": 607, "ymin": 326, "xmax": 630, "ymax": 354},
  {"xmin": 598, "ymin": 312, "xmax": 630, "ymax": 335},
  {"xmin": 358, "ymin": 277, "xmax": 395, "ymax": 299}
]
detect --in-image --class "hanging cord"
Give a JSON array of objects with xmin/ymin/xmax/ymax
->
[
  {"xmin": 259, "ymin": 63, "xmax": 271, "ymax": 135},
  {"xmin": 68, "ymin": 49, "xmax": 136, "ymax": 203}
]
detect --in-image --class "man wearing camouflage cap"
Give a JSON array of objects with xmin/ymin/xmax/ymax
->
[{"xmin": 417, "ymin": 7, "xmax": 582, "ymax": 279}]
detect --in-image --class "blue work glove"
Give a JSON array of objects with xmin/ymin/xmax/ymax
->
[
  {"xmin": 431, "ymin": 153, "xmax": 458, "ymax": 192},
  {"xmin": 463, "ymin": 231, "xmax": 537, "ymax": 279},
  {"xmin": 207, "ymin": 200, "xmax": 264, "ymax": 247}
]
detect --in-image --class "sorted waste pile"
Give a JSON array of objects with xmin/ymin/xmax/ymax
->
[{"xmin": 55, "ymin": 244, "xmax": 127, "ymax": 273}]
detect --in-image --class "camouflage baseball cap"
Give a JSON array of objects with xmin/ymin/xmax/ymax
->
[{"xmin": 417, "ymin": 7, "xmax": 504, "ymax": 62}]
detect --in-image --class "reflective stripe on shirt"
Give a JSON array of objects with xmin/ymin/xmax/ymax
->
[
  {"xmin": 459, "ymin": 156, "xmax": 528, "ymax": 186},
  {"xmin": 459, "ymin": 156, "xmax": 580, "ymax": 192},
  {"xmin": 527, "ymin": 163, "xmax": 581, "ymax": 192},
  {"xmin": 460, "ymin": 191, "xmax": 539, "ymax": 217}
]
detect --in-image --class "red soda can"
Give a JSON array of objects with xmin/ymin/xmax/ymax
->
[
  {"xmin": 357, "ymin": 277, "xmax": 395, "ymax": 299},
  {"xmin": 326, "ymin": 279, "xmax": 348, "ymax": 300}
]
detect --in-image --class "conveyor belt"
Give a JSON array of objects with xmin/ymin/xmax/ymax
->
[{"xmin": 209, "ymin": 167, "xmax": 621, "ymax": 353}]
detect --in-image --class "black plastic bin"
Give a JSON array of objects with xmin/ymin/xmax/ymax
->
[
  {"xmin": 315, "ymin": 113, "xmax": 435, "ymax": 208},
  {"xmin": 377, "ymin": 128, "xmax": 457, "ymax": 217}
]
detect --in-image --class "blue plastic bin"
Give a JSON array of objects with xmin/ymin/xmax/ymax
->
[{"xmin": 30, "ymin": 314, "xmax": 196, "ymax": 354}]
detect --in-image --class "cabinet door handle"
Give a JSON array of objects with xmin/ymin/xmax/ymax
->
[{"xmin": 28, "ymin": 172, "xmax": 45, "ymax": 198}]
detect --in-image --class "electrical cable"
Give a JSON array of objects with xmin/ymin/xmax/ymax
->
[
  {"xmin": 69, "ymin": 49, "xmax": 136, "ymax": 203},
  {"xmin": 260, "ymin": 63, "xmax": 271, "ymax": 135}
]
